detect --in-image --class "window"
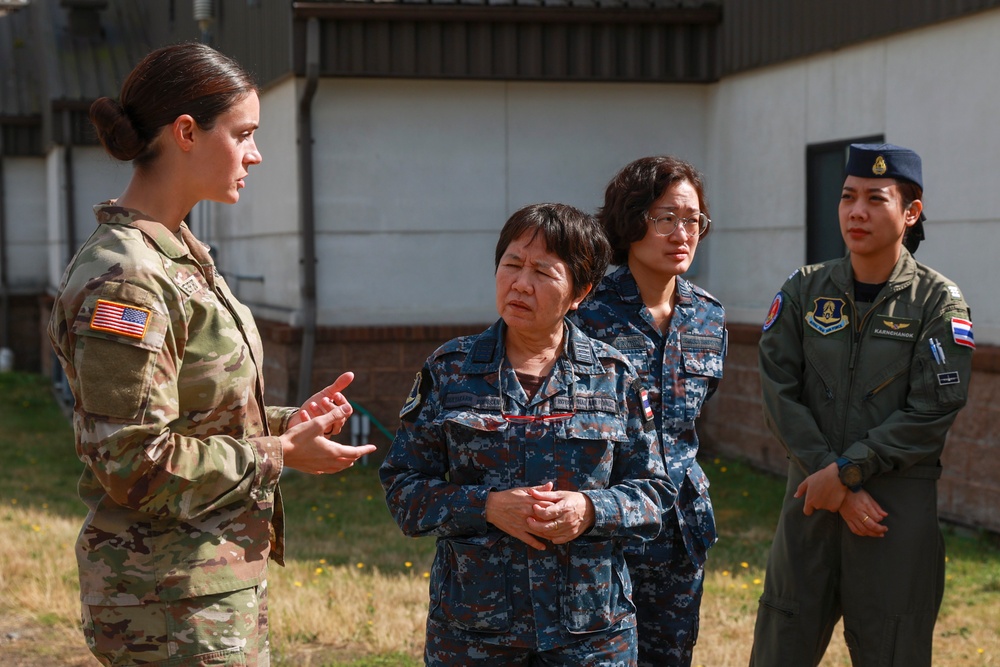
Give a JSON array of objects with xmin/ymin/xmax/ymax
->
[{"xmin": 805, "ymin": 135, "xmax": 882, "ymax": 264}]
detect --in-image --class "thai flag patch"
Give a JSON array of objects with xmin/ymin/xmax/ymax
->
[
  {"xmin": 951, "ymin": 317, "xmax": 975, "ymax": 349},
  {"xmin": 90, "ymin": 299, "xmax": 151, "ymax": 340},
  {"xmin": 640, "ymin": 388, "xmax": 654, "ymax": 421}
]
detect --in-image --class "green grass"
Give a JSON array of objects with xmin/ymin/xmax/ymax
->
[{"xmin": 1, "ymin": 371, "xmax": 998, "ymax": 666}]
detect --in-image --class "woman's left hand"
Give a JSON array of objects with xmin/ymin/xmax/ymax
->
[
  {"xmin": 290, "ymin": 371, "xmax": 356, "ymax": 435},
  {"xmin": 525, "ymin": 487, "xmax": 595, "ymax": 544}
]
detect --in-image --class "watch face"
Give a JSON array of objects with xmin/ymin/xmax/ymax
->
[{"xmin": 840, "ymin": 464, "xmax": 862, "ymax": 488}]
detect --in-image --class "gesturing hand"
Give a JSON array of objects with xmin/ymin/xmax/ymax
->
[
  {"xmin": 289, "ymin": 371, "xmax": 356, "ymax": 435},
  {"xmin": 281, "ymin": 405, "xmax": 376, "ymax": 475}
]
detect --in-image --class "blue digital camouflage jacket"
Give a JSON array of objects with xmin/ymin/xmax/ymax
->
[
  {"xmin": 380, "ymin": 318, "xmax": 675, "ymax": 650},
  {"xmin": 573, "ymin": 266, "xmax": 727, "ymax": 566}
]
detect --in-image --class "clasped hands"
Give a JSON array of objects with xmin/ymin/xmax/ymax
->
[
  {"xmin": 485, "ymin": 482, "xmax": 596, "ymax": 550},
  {"xmin": 281, "ymin": 371, "xmax": 377, "ymax": 475},
  {"xmin": 795, "ymin": 462, "xmax": 888, "ymax": 538}
]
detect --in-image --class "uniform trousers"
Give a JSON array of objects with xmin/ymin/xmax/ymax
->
[
  {"xmin": 750, "ymin": 466, "xmax": 945, "ymax": 667},
  {"xmin": 424, "ymin": 625, "xmax": 637, "ymax": 666},
  {"xmin": 627, "ymin": 522, "xmax": 703, "ymax": 667},
  {"xmin": 82, "ymin": 582, "xmax": 269, "ymax": 666}
]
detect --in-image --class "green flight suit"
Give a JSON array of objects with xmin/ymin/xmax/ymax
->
[{"xmin": 750, "ymin": 250, "xmax": 973, "ymax": 667}]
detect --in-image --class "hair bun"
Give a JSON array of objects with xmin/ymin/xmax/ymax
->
[{"xmin": 89, "ymin": 96, "xmax": 146, "ymax": 162}]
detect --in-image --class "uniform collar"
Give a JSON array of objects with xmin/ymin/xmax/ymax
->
[
  {"xmin": 462, "ymin": 318, "xmax": 606, "ymax": 376},
  {"xmin": 832, "ymin": 250, "xmax": 917, "ymax": 293},
  {"xmin": 95, "ymin": 202, "xmax": 218, "ymax": 283}
]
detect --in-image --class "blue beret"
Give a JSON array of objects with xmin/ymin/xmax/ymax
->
[{"xmin": 845, "ymin": 143, "xmax": 922, "ymax": 190}]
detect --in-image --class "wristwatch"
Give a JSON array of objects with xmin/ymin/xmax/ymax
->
[{"xmin": 836, "ymin": 457, "xmax": 863, "ymax": 492}]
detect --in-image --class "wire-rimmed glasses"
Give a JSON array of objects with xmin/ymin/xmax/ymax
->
[{"xmin": 646, "ymin": 211, "xmax": 710, "ymax": 237}]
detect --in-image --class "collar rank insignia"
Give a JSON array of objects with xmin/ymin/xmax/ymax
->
[{"xmin": 805, "ymin": 297, "xmax": 849, "ymax": 335}]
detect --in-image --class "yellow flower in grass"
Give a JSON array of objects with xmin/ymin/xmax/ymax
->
[
  {"xmin": 740, "ymin": 562, "xmax": 749, "ymax": 569},
  {"xmin": 405, "ymin": 562, "xmax": 413, "ymax": 568},
  {"xmin": 356, "ymin": 562, "xmax": 364, "ymax": 569}
]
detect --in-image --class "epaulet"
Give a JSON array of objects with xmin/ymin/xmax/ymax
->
[{"xmin": 688, "ymin": 281, "xmax": 723, "ymax": 307}]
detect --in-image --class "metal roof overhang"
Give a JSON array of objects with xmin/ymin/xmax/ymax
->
[{"xmin": 291, "ymin": 2, "xmax": 722, "ymax": 83}]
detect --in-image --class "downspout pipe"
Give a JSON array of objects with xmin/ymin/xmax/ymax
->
[
  {"xmin": 63, "ymin": 111, "xmax": 77, "ymax": 274},
  {"xmin": 296, "ymin": 17, "xmax": 320, "ymax": 404},
  {"xmin": 0, "ymin": 130, "xmax": 10, "ymax": 355}
]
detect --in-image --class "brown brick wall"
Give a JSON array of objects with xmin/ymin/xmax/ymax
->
[
  {"xmin": 702, "ymin": 322, "xmax": 1000, "ymax": 534},
  {"xmin": 32, "ymin": 297, "xmax": 1000, "ymax": 534},
  {"xmin": 257, "ymin": 320, "xmax": 490, "ymax": 459}
]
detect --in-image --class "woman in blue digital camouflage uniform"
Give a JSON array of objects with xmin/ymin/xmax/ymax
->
[
  {"xmin": 48, "ymin": 43, "xmax": 375, "ymax": 666},
  {"xmin": 574, "ymin": 156, "xmax": 727, "ymax": 667},
  {"xmin": 380, "ymin": 203, "xmax": 675, "ymax": 666}
]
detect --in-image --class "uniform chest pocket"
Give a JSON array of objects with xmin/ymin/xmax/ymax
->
[
  {"xmin": 680, "ymin": 334, "xmax": 724, "ymax": 378},
  {"xmin": 553, "ymin": 413, "xmax": 628, "ymax": 489},
  {"xmin": 441, "ymin": 410, "xmax": 507, "ymax": 485},
  {"xmin": 679, "ymin": 336, "xmax": 725, "ymax": 424}
]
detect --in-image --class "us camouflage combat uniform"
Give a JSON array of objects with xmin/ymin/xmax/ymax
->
[
  {"xmin": 573, "ymin": 266, "xmax": 727, "ymax": 667},
  {"xmin": 751, "ymin": 251, "xmax": 973, "ymax": 666},
  {"xmin": 48, "ymin": 204, "xmax": 296, "ymax": 666},
  {"xmin": 379, "ymin": 318, "xmax": 675, "ymax": 666}
]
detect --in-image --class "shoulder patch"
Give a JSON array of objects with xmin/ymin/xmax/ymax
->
[
  {"xmin": 762, "ymin": 292, "xmax": 783, "ymax": 332},
  {"xmin": 89, "ymin": 299, "xmax": 151, "ymax": 340},
  {"xmin": 950, "ymin": 317, "xmax": 975, "ymax": 349},
  {"xmin": 399, "ymin": 368, "xmax": 433, "ymax": 422}
]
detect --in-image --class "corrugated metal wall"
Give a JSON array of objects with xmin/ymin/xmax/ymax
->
[
  {"xmin": 312, "ymin": 18, "xmax": 718, "ymax": 81},
  {"xmin": 719, "ymin": 0, "xmax": 1000, "ymax": 76}
]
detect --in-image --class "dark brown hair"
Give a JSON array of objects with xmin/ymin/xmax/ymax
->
[
  {"xmin": 599, "ymin": 156, "xmax": 710, "ymax": 265},
  {"xmin": 90, "ymin": 42, "xmax": 257, "ymax": 167},
  {"xmin": 494, "ymin": 203, "xmax": 611, "ymax": 300}
]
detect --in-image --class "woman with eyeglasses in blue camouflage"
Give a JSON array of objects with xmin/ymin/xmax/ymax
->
[
  {"xmin": 573, "ymin": 156, "xmax": 727, "ymax": 667},
  {"xmin": 380, "ymin": 202, "xmax": 675, "ymax": 666}
]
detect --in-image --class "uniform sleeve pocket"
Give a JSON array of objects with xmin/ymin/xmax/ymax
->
[{"xmin": 77, "ymin": 336, "xmax": 155, "ymax": 420}]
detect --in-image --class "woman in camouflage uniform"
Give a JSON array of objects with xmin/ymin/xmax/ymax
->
[
  {"xmin": 381, "ymin": 203, "xmax": 675, "ymax": 666},
  {"xmin": 574, "ymin": 156, "xmax": 727, "ymax": 667},
  {"xmin": 48, "ymin": 43, "xmax": 375, "ymax": 666}
]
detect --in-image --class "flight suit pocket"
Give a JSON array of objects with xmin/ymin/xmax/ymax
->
[
  {"xmin": 430, "ymin": 536, "xmax": 511, "ymax": 633},
  {"xmin": 561, "ymin": 539, "xmax": 632, "ymax": 634}
]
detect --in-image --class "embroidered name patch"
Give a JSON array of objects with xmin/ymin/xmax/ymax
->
[
  {"xmin": 805, "ymin": 297, "xmax": 849, "ymax": 335},
  {"xmin": 89, "ymin": 299, "xmax": 151, "ymax": 339},
  {"xmin": 871, "ymin": 316, "xmax": 919, "ymax": 342},
  {"xmin": 613, "ymin": 335, "xmax": 647, "ymax": 351}
]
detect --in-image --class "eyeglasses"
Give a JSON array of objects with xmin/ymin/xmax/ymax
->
[
  {"xmin": 499, "ymin": 359, "xmax": 576, "ymax": 423},
  {"xmin": 646, "ymin": 212, "xmax": 710, "ymax": 237}
]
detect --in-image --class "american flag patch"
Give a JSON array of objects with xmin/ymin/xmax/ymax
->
[
  {"xmin": 90, "ymin": 300, "xmax": 151, "ymax": 339},
  {"xmin": 951, "ymin": 317, "xmax": 975, "ymax": 349},
  {"xmin": 640, "ymin": 388, "xmax": 654, "ymax": 421}
]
